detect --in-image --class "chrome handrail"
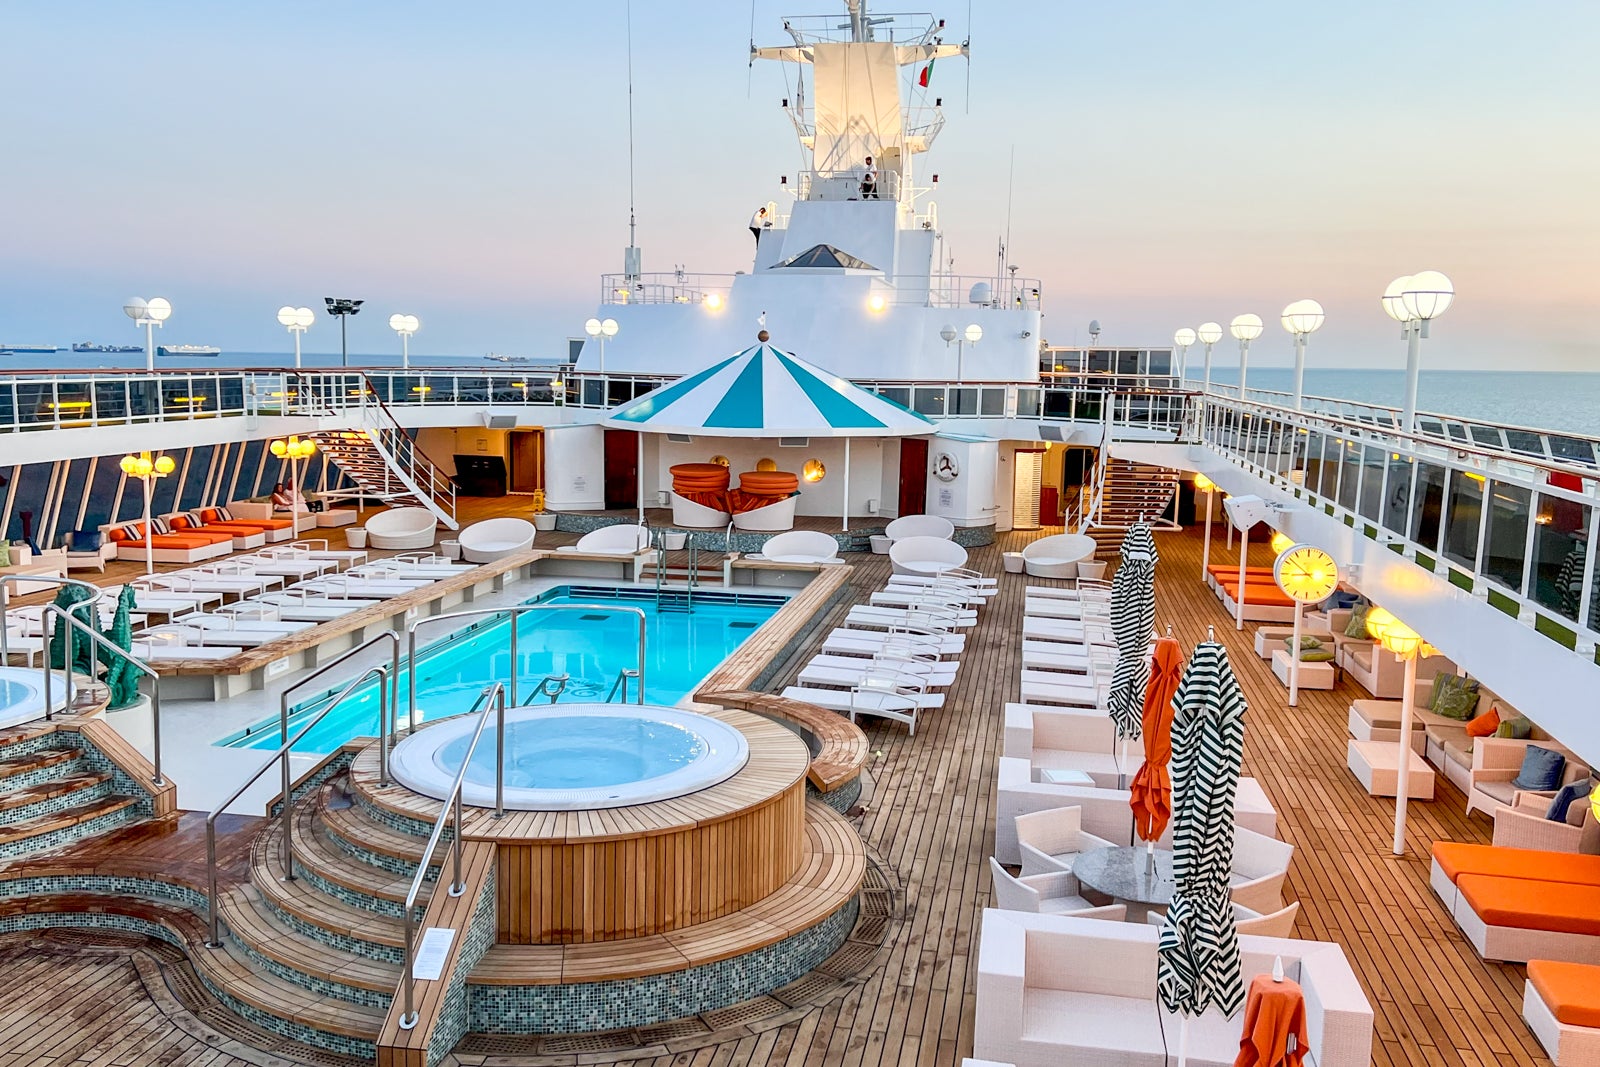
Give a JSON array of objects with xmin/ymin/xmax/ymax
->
[
  {"xmin": 0, "ymin": 573, "xmax": 106, "ymax": 665},
  {"xmin": 39, "ymin": 604, "xmax": 164, "ymax": 785},
  {"xmin": 528, "ymin": 672, "xmax": 569, "ymax": 704},
  {"xmin": 397, "ymin": 682, "xmax": 505, "ymax": 1031},
  {"xmin": 204, "ymin": 662, "xmax": 390, "ymax": 947},
  {"xmin": 276, "ymin": 632, "xmax": 402, "ymax": 786},
  {"xmin": 605, "ymin": 667, "xmax": 640, "ymax": 704},
  {"xmin": 407, "ymin": 604, "xmax": 648, "ymax": 720}
]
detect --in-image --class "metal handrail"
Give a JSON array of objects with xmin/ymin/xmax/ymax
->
[
  {"xmin": 407, "ymin": 604, "xmax": 648, "ymax": 718},
  {"xmin": 605, "ymin": 667, "xmax": 640, "ymax": 704},
  {"xmin": 39, "ymin": 604, "xmax": 164, "ymax": 785},
  {"xmin": 276, "ymin": 631, "xmax": 402, "ymax": 783},
  {"xmin": 527, "ymin": 673, "xmax": 569, "ymax": 705},
  {"xmin": 397, "ymin": 682, "xmax": 505, "ymax": 1030},
  {"xmin": 0, "ymin": 572, "xmax": 107, "ymax": 665},
  {"xmin": 204, "ymin": 662, "xmax": 390, "ymax": 947}
]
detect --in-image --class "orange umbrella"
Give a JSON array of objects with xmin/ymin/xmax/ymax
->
[{"xmin": 1129, "ymin": 636, "xmax": 1184, "ymax": 843}]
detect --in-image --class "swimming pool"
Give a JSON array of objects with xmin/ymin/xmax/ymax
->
[
  {"xmin": 0, "ymin": 667, "xmax": 64, "ymax": 730},
  {"xmin": 222, "ymin": 586, "xmax": 785, "ymax": 754},
  {"xmin": 388, "ymin": 703, "xmax": 750, "ymax": 809}
]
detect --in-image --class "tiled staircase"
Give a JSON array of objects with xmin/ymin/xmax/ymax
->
[
  {"xmin": 0, "ymin": 722, "xmax": 146, "ymax": 860},
  {"xmin": 199, "ymin": 772, "xmax": 439, "ymax": 1058}
]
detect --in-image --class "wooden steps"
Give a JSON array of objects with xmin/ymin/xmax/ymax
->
[
  {"xmin": 190, "ymin": 937, "xmax": 386, "ymax": 1044},
  {"xmin": 284, "ymin": 800, "xmax": 432, "ymax": 910},
  {"xmin": 0, "ymin": 746, "xmax": 80, "ymax": 782},
  {"xmin": 0, "ymin": 724, "xmax": 146, "ymax": 856},
  {"xmin": 217, "ymin": 885, "xmax": 402, "ymax": 1000},
  {"xmin": 249, "ymin": 812, "xmax": 409, "ymax": 955}
]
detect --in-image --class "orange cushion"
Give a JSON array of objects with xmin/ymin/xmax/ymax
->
[
  {"xmin": 1456, "ymin": 874, "xmax": 1600, "ymax": 937},
  {"xmin": 1219, "ymin": 583, "xmax": 1298, "ymax": 607},
  {"xmin": 203, "ymin": 519, "xmax": 294, "ymax": 533},
  {"xmin": 1431, "ymin": 843, "xmax": 1600, "ymax": 887},
  {"xmin": 1466, "ymin": 707, "xmax": 1501, "ymax": 738},
  {"xmin": 1528, "ymin": 960, "xmax": 1600, "ymax": 1027},
  {"xmin": 1208, "ymin": 565, "xmax": 1274, "ymax": 579}
]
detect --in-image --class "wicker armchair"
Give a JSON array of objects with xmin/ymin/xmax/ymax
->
[{"xmin": 1492, "ymin": 793, "xmax": 1600, "ymax": 854}]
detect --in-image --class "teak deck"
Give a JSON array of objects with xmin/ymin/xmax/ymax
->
[{"xmin": 0, "ymin": 518, "xmax": 1556, "ymax": 1067}]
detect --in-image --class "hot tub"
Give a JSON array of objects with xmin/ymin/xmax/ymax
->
[
  {"xmin": 389, "ymin": 702, "xmax": 750, "ymax": 810},
  {"xmin": 0, "ymin": 667, "xmax": 65, "ymax": 730}
]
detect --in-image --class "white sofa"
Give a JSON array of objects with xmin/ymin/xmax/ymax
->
[
  {"xmin": 749, "ymin": 530, "xmax": 841, "ymax": 564},
  {"xmin": 890, "ymin": 535, "xmax": 969, "ymax": 577},
  {"xmin": 364, "ymin": 507, "xmax": 438, "ymax": 550},
  {"xmin": 1021, "ymin": 534, "xmax": 1096, "ymax": 579},
  {"xmin": 731, "ymin": 496, "xmax": 797, "ymax": 531},
  {"xmin": 885, "ymin": 514, "xmax": 955, "ymax": 541},
  {"xmin": 1003, "ymin": 703, "xmax": 1117, "ymax": 761},
  {"xmin": 457, "ymin": 517, "xmax": 535, "ymax": 563},
  {"xmin": 975, "ymin": 911, "xmax": 1374, "ymax": 1067}
]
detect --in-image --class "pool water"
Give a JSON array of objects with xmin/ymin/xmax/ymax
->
[
  {"xmin": 444, "ymin": 715, "xmax": 705, "ymax": 790},
  {"xmin": 223, "ymin": 586, "xmax": 784, "ymax": 754}
]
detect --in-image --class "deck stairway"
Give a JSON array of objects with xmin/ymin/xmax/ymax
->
[
  {"xmin": 0, "ymin": 698, "xmax": 146, "ymax": 862},
  {"xmin": 199, "ymin": 772, "xmax": 439, "ymax": 1058},
  {"xmin": 1086, "ymin": 458, "xmax": 1182, "ymax": 555},
  {"xmin": 301, "ymin": 375, "xmax": 458, "ymax": 530}
]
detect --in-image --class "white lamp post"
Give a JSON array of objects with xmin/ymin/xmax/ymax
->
[
  {"xmin": 1229, "ymin": 313, "xmax": 1264, "ymax": 397},
  {"xmin": 119, "ymin": 451, "xmax": 175, "ymax": 574},
  {"xmin": 1280, "ymin": 300, "xmax": 1325, "ymax": 410},
  {"xmin": 1386, "ymin": 271, "xmax": 1454, "ymax": 433},
  {"xmin": 277, "ymin": 306, "xmax": 314, "ymax": 369},
  {"xmin": 1196, "ymin": 321, "xmax": 1223, "ymax": 393},
  {"xmin": 123, "ymin": 297, "xmax": 172, "ymax": 372},
  {"xmin": 584, "ymin": 317, "xmax": 620, "ymax": 375},
  {"xmin": 1172, "ymin": 328, "xmax": 1196, "ymax": 384},
  {"xmin": 270, "ymin": 436, "xmax": 317, "ymax": 525},
  {"xmin": 388, "ymin": 314, "xmax": 420, "ymax": 369},
  {"xmin": 940, "ymin": 323, "xmax": 982, "ymax": 381}
]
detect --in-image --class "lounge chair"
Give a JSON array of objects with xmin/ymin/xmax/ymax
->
[
  {"xmin": 103, "ymin": 521, "xmax": 234, "ymax": 565},
  {"xmin": 556, "ymin": 525, "xmax": 651, "ymax": 554},
  {"xmin": 106, "ymin": 584, "xmax": 225, "ymax": 614},
  {"xmin": 138, "ymin": 623, "xmax": 283, "ymax": 648},
  {"xmin": 296, "ymin": 575, "xmax": 436, "ymax": 598},
  {"xmin": 1020, "ymin": 533, "xmax": 1096, "ymax": 579},
  {"xmin": 142, "ymin": 570, "xmax": 284, "ymax": 599},
  {"xmin": 822, "ymin": 626, "xmax": 965, "ymax": 657},
  {"xmin": 1026, "ymin": 578, "xmax": 1112, "ymax": 600},
  {"xmin": 869, "ymin": 586, "xmax": 983, "ymax": 611},
  {"xmin": 886, "ymin": 570, "xmax": 997, "ymax": 592},
  {"xmin": 59, "ymin": 529, "xmax": 114, "ymax": 572},
  {"xmin": 1019, "ymin": 669, "xmax": 1107, "ymax": 708},
  {"xmin": 132, "ymin": 638, "xmax": 244, "ymax": 661},
  {"xmin": 1231, "ymin": 825, "xmax": 1296, "ymax": 914},
  {"xmin": 1021, "ymin": 616, "xmax": 1114, "ymax": 644},
  {"xmin": 457, "ymin": 517, "xmax": 536, "ymax": 563},
  {"xmin": 269, "ymin": 540, "xmax": 369, "ymax": 566},
  {"xmin": 1023, "ymin": 596, "xmax": 1108, "ymax": 621},
  {"xmin": 1021, "ymin": 643, "xmax": 1114, "ymax": 674},
  {"xmin": 747, "ymin": 530, "xmax": 840, "ymax": 564},
  {"xmin": 987, "ymin": 858, "xmax": 1127, "ymax": 919},
  {"xmin": 798, "ymin": 651, "xmax": 959, "ymax": 689},
  {"xmin": 782, "ymin": 672, "xmax": 945, "ymax": 734},
  {"xmin": 249, "ymin": 592, "xmax": 373, "ymax": 621},
  {"xmin": 228, "ymin": 552, "xmax": 339, "ymax": 579},
  {"xmin": 884, "ymin": 514, "xmax": 955, "ymax": 542},
  {"xmin": 1015, "ymin": 806, "xmax": 1118, "ymax": 878},
  {"xmin": 846, "ymin": 603, "xmax": 977, "ymax": 629},
  {"xmin": 889, "ymin": 535, "xmax": 970, "ymax": 577},
  {"xmin": 364, "ymin": 507, "xmax": 439, "ymax": 550},
  {"xmin": 169, "ymin": 507, "xmax": 297, "ymax": 545},
  {"xmin": 357, "ymin": 555, "xmax": 476, "ymax": 579}
]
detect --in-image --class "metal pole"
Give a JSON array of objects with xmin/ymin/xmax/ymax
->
[
  {"xmin": 1399, "ymin": 325, "xmax": 1422, "ymax": 433},
  {"xmin": 508, "ymin": 615, "xmax": 518, "ymax": 708},
  {"xmin": 150, "ymin": 682, "xmax": 163, "ymax": 785},
  {"xmin": 1291, "ymin": 334, "xmax": 1307, "ymax": 411},
  {"xmin": 143, "ymin": 478, "xmax": 154, "ymax": 575},
  {"xmin": 1202, "ymin": 341, "xmax": 1213, "ymax": 394},
  {"xmin": 293, "ymin": 328, "xmax": 302, "ymax": 370},
  {"xmin": 399, "ymin": 912, "xmax": 416, "ymax": 1028},
  {"xmin": 1199, "ymin": 486, "xmax": 1213, "ymax": 583},
  {"xmin": 145, "ymin": 320, "xmax": 154, "ymax": 373},
  {"xmin": 494, "ymin": 687, "xmax": 506, "ymax": 818},
  {"xmin": 1392, "ymin": 651, "xmax": 1418, "ymax": 856},
  {"xmin": 1238, "ymin": 339, "xmax": 1251, "ymax": 399},
  {"xmin": 340, "ymin": 314, "xmax": 348, "ymax": 369},
  {"xmin": 281, "ymin": 721, "xmax": 295, "ymax": 881},
  {"xmin": 378, "ymin": 674, "xmax": 390, "ymax": 787},
  {"xmin": 1235, "ymin": 523, "xmax": 1248, "ymax": 631},
  {"xmin": 842, "ymin": 437, "xmax": 851, "ymax": 533},
  {"xmin": 450, "ymin": 788, "xmax": 465, "ymax": 895},
  {"xmin": 636, "ymin": 613, "xmax": 647, "ymax": 704},
  {"xmin": 637, "ymin": 432, "xmax": 645, "ymax": 523},
  {"xmin": 402, "ymin": 332, "xmax": 410, "ymax": 371},
  {"xmin": 1288, "ymin": 605, "xmax": 1303, "ymax": 707}
]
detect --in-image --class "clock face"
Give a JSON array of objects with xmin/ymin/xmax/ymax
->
[{"xmin": 1273, "ymin": 544, "xmax": 1339, "ymax": 604}]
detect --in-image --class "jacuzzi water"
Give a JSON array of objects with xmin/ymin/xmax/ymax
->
[
  {"xmin": 223, "ymin": 586, "xmax": 784, "ymax": 754},
  {"xmin": 389, "ymin": 703, "xmax": 750, "ymax": 809},
  {"xmin": 0, "ymin": 667, "xmax": 59, "ymax": 729}
]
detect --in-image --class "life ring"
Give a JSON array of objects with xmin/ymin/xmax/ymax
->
[{"xmin": 933, "ymin": 452, "xmax": 960, "ymax": 482}]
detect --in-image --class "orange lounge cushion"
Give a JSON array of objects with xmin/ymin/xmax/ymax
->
[
  {"xmin": 1456, "ymin": 874, "xmax": 1600, "ymax": 937},
  {"xmin": 1465, "ymin": 708, "xmax": 1501, "ymax": 738},
  {"xmin": 1218, "ymin": 583, "xmax": 1298, "ymax": 607},
  {"xmin": 1528, "ymin": 960, "xmax": 1600, "ymax": 1028},
  {"xmin": 191, "ymin": 518, "xmax": 294, "ymax": 534},
  {"xmin": 1208, "ymin": 565, "xmax": 1275, "ymax": 579},
  {"xmin": 1432, "ymin": 842, "xmax": 1600, "ymax": 888},
  {"xmin": 117, "ymin": 535, "xmax": 225, "ymax": 551}
]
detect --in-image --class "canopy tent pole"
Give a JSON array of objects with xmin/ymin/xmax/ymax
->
[
  {"xmin": 842, "ymin": 438, "xmax": 851, "ymax": 533},
  {"xmin": 1235, "ymin": 524, "xmax": 1248, "ymax": 630},
  {"xmin": 637, "ymin": 432, "xmax": 646, "ymax": 524},
  {"xmin": 1199, "ymin": 485, "xmax": 1213, "ymax": 583}
]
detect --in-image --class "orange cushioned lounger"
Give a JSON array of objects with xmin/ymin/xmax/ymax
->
[
  {"xmin": 175, "ymin": 515, "xmax": 293, "ymax": 536},
  {"xmin": 1432, "ymin": 842, "xmax": 1600, "ymax": 888},
  {"xmin": 197, "ymin": 509, "xmax": 295, "ymax": 533},
  {"xmin": 1528, "ymin": 960, "xmax": 1600, "ymax": 1028},
  {"xmin": 1218, "ymin": 583, "xmax": 1299, "ymax": 607},
  {"xmin": 1208, "ymin": 565, "xmax": 1275, "ymax": 579},
  {"xmin": 1456, "ymin": 874, "xmax": 1600, "ymax": 937}
]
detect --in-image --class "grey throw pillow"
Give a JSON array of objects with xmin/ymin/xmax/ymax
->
[
  {"xmin": 1545, "ymin": 779, "xmax": 1592, "ymax": 822},
  {"xmin": 1512, "ymin": 745, "xmax": 1567, "ymax": 793}
]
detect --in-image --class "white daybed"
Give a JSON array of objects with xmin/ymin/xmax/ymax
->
[
  {"xmin": 748, "ymin": 530, "xmax": 841, "ymax": 564},
  {"xmin": 889, "ymin": 535, "xmax": 970, "ymax": 577},
  {"xmin": 556, "ymin": 525, "xmax": 651, "ymax": 554},
  {"xmin": 457, "ymin": 517, "xmax": 536, "ymax": 563},
  {"xmin": 1020, "ymin": 533, "xmax": 1096, "ymax": 579},
  {"xmin": 884, "ymin": 514, "xmax": 955, "ymax": 542},
  {"xmin": 364, "ymin": 507, "xmax": 438, "ymax": 550}
]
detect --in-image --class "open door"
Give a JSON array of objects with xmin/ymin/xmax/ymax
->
[
  {"xmin": 898, "ymin": 438, "xmax": 928, "ymax": 516},
  {"xmin": 509, "ymin": 430, "xmax": 544, "ymax": 494},
  {"xmin": 602, "ymin": 430, "xmax": 638, "ymax": 510}
]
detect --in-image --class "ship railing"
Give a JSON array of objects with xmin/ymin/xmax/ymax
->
[
  {"xmin": 594, "ymin": 270, "xmax": 1042, "ymax": 311},
  {"xmin": 0, "ymin": 369, "xmax": 253, "ymax": 432},
  {"xmin": 1198, "ymin": 391, "xmax": 1600, "ymax": 656},
  {"xmin": 796, "ymin": 168, "xmax": 903, "ymax": 203}
]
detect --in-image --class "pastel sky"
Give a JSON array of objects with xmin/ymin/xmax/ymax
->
[{"xmin": 3, "ymin": 0, "xmax": 1596, "ymax": 370}]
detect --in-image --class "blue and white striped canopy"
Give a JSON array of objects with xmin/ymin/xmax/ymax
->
[{"xmin": 603, "ymin": 342, "xmax": 935, "ymax": 438}]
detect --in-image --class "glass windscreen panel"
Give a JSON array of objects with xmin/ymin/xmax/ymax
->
[
  {"xmin": 1411, "ymin": 462, "xmax": 1448, "ymax": 552},
  {"xmin": 1528, "ymin": 492, "xmax": 1590, "ymax": 624},
  {"xmin": 1442, "ymin": 471, "xmax": 1485, "ymax": 571},
  {"xmin": 1481, "ymin": 481, "xmax": 1531, "ymax": 594}
]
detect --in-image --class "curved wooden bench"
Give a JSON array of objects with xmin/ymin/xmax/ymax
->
[{"xmin": 699, "ymin": 689, "xmax": 868, "ymax": 793}]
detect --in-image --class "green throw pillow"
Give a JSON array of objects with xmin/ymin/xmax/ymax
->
[
  {"xmin": 1284, "ymin": 635, "xmax": 1323, "ymax": 652},
  {"xmin": 1343, "ymin": 604, "xmax": 1370, "ymax": 639},
  {"xmin": 1298, "ymin": 648, "xmax": 1336, "ymax": 662},
  {"xmin": 1496, "ymin": 716, "xmax": 1533, "ymax": 739},
  {"xmin": 0, "ymin": 543, "xmax": 9, "ymax": 568},
  {"xmin": 1429, "ymin": 675, "xmax": 1480, "ymax": 721}
]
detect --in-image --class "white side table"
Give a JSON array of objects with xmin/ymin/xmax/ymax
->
[{"xmin": 440, "ymin": 540, "xmax": 463, "ymax": 561}]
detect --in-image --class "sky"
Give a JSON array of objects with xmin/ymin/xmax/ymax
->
[{"xmin": 2, "ymin": 0, "xmax": 1597, "ymax": 369}]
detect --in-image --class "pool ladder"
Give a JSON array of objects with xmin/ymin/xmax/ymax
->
[{"xmin": 652, "ymin": 530, "xmax": 698, "ymax": 614}]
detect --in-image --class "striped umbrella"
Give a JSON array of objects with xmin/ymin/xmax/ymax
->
[
  {"xmin": 1105, "ymin": 522, "xmax": 1159, "ymax": 748},
  {"xmin": 1158, "ymin": 640, "xmax": 1249, "ymax": 1032}
]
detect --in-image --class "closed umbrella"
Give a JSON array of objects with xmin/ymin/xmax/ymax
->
[
  {"xmin": 103, "ymin": 585, "xmax": 141, "ymax": 710},
  {"xmin": 1129, "ymin": 635, "xmax": 1184, "ymax": 849},
  {"xmin": 1158, "ymin": 639, "xmax": 1249, "ymax": 1067},
  {"xmin": 1106, "ymin": 522, "xmax": 1158, "ymax": 780}
]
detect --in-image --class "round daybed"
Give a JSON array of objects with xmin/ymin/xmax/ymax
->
[
  {"xmin": 457, "ymin": 517, "xmax": 535, "ymax": 563},
  {"xmin": 731, "ymin": 471, "xmax": 799, "ymax": 531},
  {"xmin": 365, "ymin": 507, "xmax": 438, "ymax": 550},
  {"xmin": 556, "ymin": 525, "xmax": 651, "ymax": 555},
  {"xmin": 884, "ymin": 514, "xmax": 955, "ymax": 542},
  {"xmin": 889, "ymin": 535, "xmax": 969, "ymax": 577},
  {"xmin": 1021, "ymin": 533, "xmax": 1097, "ymax": 578},
  {"xmin": 670, "ymin": 463, "xmax": 731, "ymax": 527},
  {"xmin": 750, "ymin": 530, "xmax": 841, "ymax": 564}
]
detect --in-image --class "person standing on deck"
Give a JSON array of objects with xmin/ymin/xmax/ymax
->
[
  {"xmin": 859, "ymin": 156, "xmax": 877, "ymax": 199},
  {"xmin": 749, "ymin": 205, "xmax": 771, "ymax": 251}
]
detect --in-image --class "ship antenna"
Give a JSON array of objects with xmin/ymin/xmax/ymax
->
[
  {"xmin": 625, "ymin": 0, "xmax": 640, "ymax": 280},
  {"xmin": 965, "ymin": 0, "xmax": 973, "ymax": 114},
  {"xmin": 1003, "ymin": 145, "xmax": 1015, "ymax": 291},
  {"xmin": 746, "ymin": 0, "xmax": 756, "ymax": 97}
]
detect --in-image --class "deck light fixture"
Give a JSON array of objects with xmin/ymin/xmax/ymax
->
[
  {"xmin": 1365, "ymin": 605, "xmax": 1436, "ymax": 855},
  {"xmin": 1195, "ymin": 322, "xmax": 1223, "ymax": 393},
  {"xmin": 867, "ymin": 293, "xmax": 887, "ymax": 314},
  {"xmin": 119, "ymin": 451, "xmax": 176, "ymax": 574},
  {"xmin": 704, "ymin": 293, "xmax": 724, "ymax": 311},
  {"xmin": 1229, "ymin": 314, "xmax": 1264, "ymax": 398},
  {"xmin": 1194, "ymin": 473, "xmax": 1219, "ymax": 582},
  {"xmin": 940, "ymin": 323, "xmax": 982, "ymax": 382},
  {"xmin": 1280, "ymin": 299, "xmax": 1325, "ymax": 410},
  {"xmin": 584, "ymin": 317, "xmax": 620, "ymax": 374},
  {"xmin": 270, "ymin": 436, "xmax": 317, "ymax": 516},
  {"xmin": 388, "ymin": 314, "xmax": 420, "ymax": 370},
  {"xmin": 324, "ymin": 298, "xmax": 364, "ymax": 368},
  {"xmin": 277, "ymin": 306, "xmax": 314, "ymax": 369},
  {"xmin": 123, "ymin": 297, "xmax": 172, "ymax": 372},
  {"xmin": 1387, "ymin": 271, "xmax": 1454, "ymax": 433},
  {"xmin": 1173, "ymin": 328, "xmax": 1196, "ymax": 383}
]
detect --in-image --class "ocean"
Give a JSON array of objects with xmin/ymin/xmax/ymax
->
[{"xmin": 4, "ymin": 349, "xmax": 1595, "ymax": 438}]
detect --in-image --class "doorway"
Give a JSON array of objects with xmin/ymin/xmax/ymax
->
[
  {"xmin": 509, "ymin": 430, "xmax": 544, "ymax": 494},
  {"xmin": 603, "ymin": 430, "xmax": 638, "ymax": 510},
  {"xmin": 898, "ymin": 438, "xmax": 928, "ymax": 516}
]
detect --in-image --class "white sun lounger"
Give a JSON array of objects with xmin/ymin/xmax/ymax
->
[
  {"xmin": 781, "ymin": 679, "xmax": 944, "ymax": 734},
  {"xmin": 799, "ymin": 655, "xmax": 959, "ymax": 689},
  {"xmin": 172, "ymin": 613, "xmax": 313, "ymax": 636},
  {"xmin": 233, "ymin": 554, "xmax": 342, "ymax": 579},
  {"xmin": 1019, "ymin": 669, "xmax": 1108, "ymax": 708},
  {"xmin": 132, "ymin": 638, "xmax": 245, "ymax": 661},
  {"xmin": 336, "ymin": 566, "xmax": 439, "ymax": 586},
  {"xmin": 270, "ymin": 540, "xmax": 369, "ymax": 565},
  {"xmin": 1024, "ymin": 597, "xmax": 1110, "ymax": 621},
  {"xmin": 251, "ymin": 592, "xmax": 375, "ymax": 621},
  {"xmin": 1022, "ymin": 644, "xmax": 1114, "ymax": 673},
  {"xmin": 139, "ymin": 623, "xmax": 289, "ymax": 649},
  {"xmin": 1022, "ymin": 616, "xmax": 1114, "ymax": 644},
  {"xmin": 822, "ymin": 627, "xmax": 965, "ymax": 657},
  {"xmin": 869, "ymin": 588, "xmax": 985, "ymax": 611},
  {"xmin": 140, "ymin": 572, "xmax": 284, "ymax": 599},
  {"xmin": 1026, "ymin": 580, "xmax": 1111, "ymax": 600},
  {"xmin": 295, "ymin": 577, "xmax": 436, "ymax": 598},
  {"xmin": 103, "ymin": 585, "xmax": 225, "ymax": 614},
  {"xmin": 886, "ymin": 569, "xmax": 997, "ymax": 591},
  {"xmin": 885, "ymin": 574, "xmax": 997, "ymax": 598},
  {"xmin": 846, "ymin": 605, "xmax": 976, "ymax": 630},
  {"xmin": 1, "ymin": 631, "xmax": 45, "ymax": 666}
]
